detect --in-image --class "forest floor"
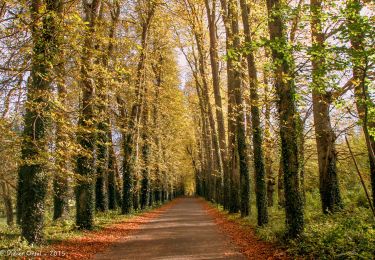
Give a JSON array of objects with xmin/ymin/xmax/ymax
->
[{"xmin": 44, "ymin": 197, "xmax": 287, "ymax": 259}]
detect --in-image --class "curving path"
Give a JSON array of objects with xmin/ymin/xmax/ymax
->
[{"xmin": 94, "ymin": 197, "xmax": 246, "ymax": 260}]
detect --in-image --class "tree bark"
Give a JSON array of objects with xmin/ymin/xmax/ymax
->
[
  {"xmin": 76, "ymin": 0, "xmax": 102, "ymax": 229},
  {"xmin": 240, "ymin": 0, "xmax": 268, "ymax": 224},
  {"xmin": 266, "ymin": 0, "xmax": 304, "ymax": 238},
  {"xmin": 228, "ymin": 0, "xmax": 249, "ymax": 215},
  {"xmin": 263, "ymin": 67, "xmax": 276, "ymax": 207},
  {"xmin": 18, "ymin": 0, "xmax": 60, "ymax": 243},
  {"xmin": 310, "ymin": 0, "xmax": 342, "ymax": 213},
  {"xmin": 219, "ymin": 0, "xmax": 233, "ymax": 210},
  {"xmin": 204, "ymin": 0, "xmax": 227, "ymax": 203},
  {"xmin": 346, "ymin": 0, "xmax": 375, "ymax": 207},
  {"xmin": 140, "ymin": 91, "xmax": 151, "ymax": 209},
  {"xmin": 53, "ymin": 0, "xmax": 69, "ymax": 221}
]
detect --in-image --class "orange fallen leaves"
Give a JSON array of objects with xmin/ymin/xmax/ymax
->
[
  {"xmin": 43, "ymin": 200, "xmax": 178, "ymax": 259},
  {"xmin": 200, "ymin": 201, "xmax": 289, "ymax": 260}
]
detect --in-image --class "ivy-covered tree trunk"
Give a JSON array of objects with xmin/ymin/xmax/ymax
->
[
  {"xmin": 266, "ymin": 0, "xmax": 304, "ymax": 238},
  {"xmin": 218, "ymin": 0, "xmax": 233, "ymax": 211},
  {"xmin": 346, "ymin": 0, "xmax": 375, "ymax": 207},
  {"xmin": 95, "ymin": 117, "xmax": 109, "ymax": 212},
  {"xmin": 240, "ymin": 0, "xmax": 268, "ymax": 224},
  {"xmin": 151, "ymin": 54, "xmax": 163, "ymax": 206},
  {"xmin": 310, "ymin": 0, "xmax": 342, "ymax": 214},
  {"xmin": 52, "ymin": 0, "xmax": 69, "ymax": 221},
  {"xmin": 108, "ymin": 137, "xmax": 118, "ymax": 210},
  {"xmin": 17, "ymin": 0, "xmax": 58, "ymax": 243},
  {"xmin": 75, "ymin": 0, "xmax": 101, "ymax": 230},
  {"xmin": 141, "ymin": 100, "xmax": 151, "ymax": 209},
  {"xmin": 228, "ymin": 0, "xmax": 250, "ymax": 216}
]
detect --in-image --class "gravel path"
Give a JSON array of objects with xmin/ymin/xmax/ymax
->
[{"xmin": 94, "ymin": 197, "xmax": 246, "ymax": 260}]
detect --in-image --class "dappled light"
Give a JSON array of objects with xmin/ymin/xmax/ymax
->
[{"xmin": 0, "ymin": 0, "xmax": 374, "ymax": 259}]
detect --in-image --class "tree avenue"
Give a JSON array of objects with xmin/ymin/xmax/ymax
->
[{"xmin": 0, "ymin": 0, "xmax": 374, "ymax": 257}]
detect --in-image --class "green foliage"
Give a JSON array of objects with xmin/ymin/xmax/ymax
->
[{"xmin": 288, "ymin": 209, "xmax": 374, "ymax": 259}]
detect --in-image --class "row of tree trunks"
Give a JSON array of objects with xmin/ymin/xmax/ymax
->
[{"xmin": 122, "ymin": 2, "xmax": 156, "ymax": 214}]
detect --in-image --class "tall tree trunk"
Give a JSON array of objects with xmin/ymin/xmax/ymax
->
[
  {"xmin": 263, "ymin": 67, "xmax": 276, "ymax": 207},
  {"xmin": 204, "ymin": 0, "xmax": 227, "ymax": 203},
  {"xmin": 297, "ymin": 115, "xmax": 306, "ymax": 204},
  {"xmin": 228, "ymin": 0, "xmax": 249, "ymax": 215},
  {"xmin": 346, "ymin": 0, "xmax": 375, "ymax": 207},
  {"xmin": 96, "ymin": 1, "xmax": 121, "ymax": 213},
  {"xmin": 266, "ymin": 0, "xmax": 304, "ymax": 238},
  {"xmin": 310, "ymin": 0, "xmax": 342, "ymax": 214},
  {"xmin": 17, "ymin": 0, "xmax": 60, "ymax": 243},
  {"xmin": 95, "ymin": 5, "xmax": 108, "ymax": 213},
  {"xmin": 108, "ymin": 136, "xmax": 118, "ymax": 210},
  {"xmin": 53, "ymin": 0, "xmax": 69, "ymax": 221},
  {"xmin": 240, "ymin": 0, "xmax": 268, "ymax": 224},
  {"xmin": 219, "ymin": 0, "xmax": 232, "ymax": 210},
  {"xmin": 141, "ymin": 95, "xmax": 151, "ymax": 209},
  {"xmin": 105, "ymin": 1, "xmax": 121, "ymax": 211},
  {"xmin": 76, "ymin": 0, "xmax": 102, "ymax": 229},
  {"xmin": 152, "ymin": 55, "xmax": 162, "ymax": 204}
]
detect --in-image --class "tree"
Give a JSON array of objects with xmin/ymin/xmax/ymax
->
[
  {"xmin": 227, "ymin": 0, "xmax": 250, "ymax": 215},
  {"xmin": 75, "ymin": 0, "xmax": 102, "ymax": 229},
  {"xmin": 310, "ymin": 0, "xmax": 342, "ymax": 214},
  {"xmin": 53, "ymin": 0, "xmax": 69, "ymax": 221},
  {"xmin": 266, "ymin": 0, "xmax": 304, "ymax": 237},
  {"xmin": 17, "ymin": 0, "xmax": 61, "ymax": 243},
  {"xmin": 204, "ymin": 0, "xmax": 227, "ymax": 204},
  {"xmin": 345, "ymin": 0, "xmax": 375, "ymax": 207},
  {"xmin": 240, "ymin": 0, "xmax": 268, "ymax": 224}
]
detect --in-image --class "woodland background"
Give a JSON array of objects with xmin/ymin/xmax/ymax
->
[{"xmin": 0, "ymin": 0, "xmax": 374, "ymax": 258}]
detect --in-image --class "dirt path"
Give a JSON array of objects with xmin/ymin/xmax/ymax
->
[{"xmin": 94, "ymin": 197, "xmax": 246, "ymax": 260}]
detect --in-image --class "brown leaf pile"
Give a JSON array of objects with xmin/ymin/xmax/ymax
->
[
  {"xmin": 43, "ymin": 200, "xmax": 178, "ymax": 259},
  {"xmin": 201, "ymin": 200, "xmax": 289, "ymax": 260}
]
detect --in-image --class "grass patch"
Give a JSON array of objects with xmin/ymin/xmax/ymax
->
[{"xmin": 211, "ymin": 190, "xmax": 375, "ymax": 259}]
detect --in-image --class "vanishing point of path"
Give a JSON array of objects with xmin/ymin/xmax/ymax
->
[{"xmin": 95, "ymin": 198, "xmax": 246, "ymax": 260}]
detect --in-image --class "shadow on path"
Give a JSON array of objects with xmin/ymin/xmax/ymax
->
[{"xmin": 95, "ymin": 198, "xmax": 245, "ymax": 260}]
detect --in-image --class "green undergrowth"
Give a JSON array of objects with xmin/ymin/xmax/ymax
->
[
  {"xmin": 0, "ymin": 202, "xmax": 165, "ymax": 252},
  {"xmin": 211, "ymin": 191, "xmax": 375, "ymax": 259}
]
